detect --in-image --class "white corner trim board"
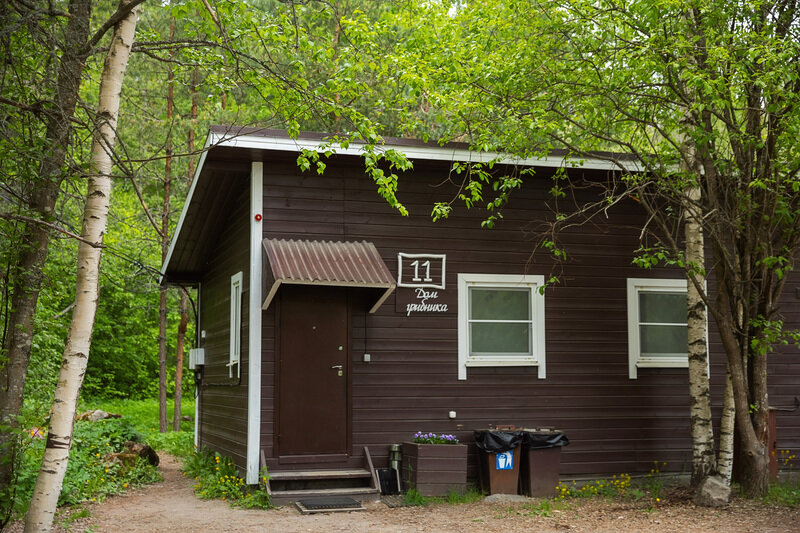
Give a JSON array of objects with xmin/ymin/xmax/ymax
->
[{"xmin": 246, "ymin": 162, "xmax": 263, "ymax": 484}]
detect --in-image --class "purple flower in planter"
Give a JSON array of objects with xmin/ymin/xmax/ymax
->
[{"xmin": 411, "ymin": 431, "xmax": 460, "ymax": 445}]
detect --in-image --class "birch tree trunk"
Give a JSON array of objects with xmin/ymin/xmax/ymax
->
[
  {"xmin": 718, "ymin": 368, "xmax": 735, "ymax": 483},
  {"xmin": 684, "ymin": 177, "xmax": 716, "ymax": 487},
  {"xmin": 24, "ymin": 2, "xmax": 140, "ymax": 530}
]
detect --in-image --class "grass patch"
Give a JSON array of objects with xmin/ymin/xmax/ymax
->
[
  {"xmin": 401, "ymin": 487, "xmax": 484, "ymax": 506},
  {"xmin": 766, "ymin": 450, "xmax": 800, "ymax": 507},
  {"xmin": 766, "ymin": 481, "xmax": 800, "ymax": 507},
  {"xmin": 58, "ymin": 506, "xmax": 91, "ymax": 529},
  {"xmin": 556, "ymin": 462, "xmax": 669, "ymax": 505},
  {"xmin": 556, "ymin": 473, "xmax": 633, "ymax": 500},
  {"xmin": 182, "ymin": 448, "xmax": 272, "ymax": 509},
  {"xmin": 88, "ymin": 398, "xmax": 196, "ymax": 457},
  {"xmin": 519, "ymin": 498, "xmax": 568, "ymax": 517}
]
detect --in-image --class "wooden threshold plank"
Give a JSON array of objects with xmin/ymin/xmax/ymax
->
[{"xmin": 269, "ymin": 469, "xmax": 371, "ymax": 480}]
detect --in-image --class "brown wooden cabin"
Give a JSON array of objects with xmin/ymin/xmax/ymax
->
[{"xmin": 161, "ymin": 126, "xmax": 800, "ymax": 502}]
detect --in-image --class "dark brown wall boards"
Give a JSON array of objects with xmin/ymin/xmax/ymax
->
[{"xmin": 164, "ymin": 129, "xmax": 800, "ymax": 483}]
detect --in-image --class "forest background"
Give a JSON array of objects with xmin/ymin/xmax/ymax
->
[{"xmin": 1, "ymin": 0, "xmax": 799, "ymax": 525}]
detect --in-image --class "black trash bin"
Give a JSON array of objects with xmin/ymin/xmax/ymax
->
[
  {"xmin": 473, "ymin": 430, "xmax": 523, "ymax": 495},
  {"xmin": 519, "ymin": 430, "xmax": 569, "ymax": 497}
]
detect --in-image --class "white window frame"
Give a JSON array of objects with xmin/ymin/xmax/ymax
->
[
  {"xmin": 627, "ymin": 277, "xmax": 689, "ymax": 379},
  {"xmin": 229, "ymin": 271, "xmax": 243, "ymax": 379},
  {"xmin": 457, "ymin": 273, "xmax": 546, "ymax": 380}
]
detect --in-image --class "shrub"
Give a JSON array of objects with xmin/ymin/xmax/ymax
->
[
  {"xmin": 4, "ymin": 417, "xmax": 162, "ymax": 518},
  {"xmin": 182, "ymin": 448, "xmax": 271, "ymax": 509}
]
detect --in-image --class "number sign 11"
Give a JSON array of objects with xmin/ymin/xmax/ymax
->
[
  {"xmin": 410, "ymin": 259, "xmax": 432, "ymax": 282},
  {"xmin": 397, "ymin": 253, "xmax": 446, "ymax": 289}
]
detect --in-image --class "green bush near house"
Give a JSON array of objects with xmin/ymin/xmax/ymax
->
[
  {"xmin": 4, "ymin": 417, "xmax": 163, "ymax": 518},
  {"xmin": 3, "ymin": 398, "xmax": 194, "ymax": 521},
  {"xmin": 182, "ymin": 447, "xmax": 272, "ymax": 509}
]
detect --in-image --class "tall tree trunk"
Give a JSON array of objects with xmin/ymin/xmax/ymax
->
[
  {"xmin": 0, "ymin": 0, "xmax": 92, "ymax": 499},
  {"xmin": 684, "ymin": 161, "xmax": 716, "ymax": 487},
  {"xmin": 157, "ymin": 287, "xmax": 168, "ymax": 432},
  {"xmin": 24, "ymin": 3, "xmax": 140, "ymax": 530},
  {"xmin": 715, "ymin": 283, "xmax": 770, "ymax": 497},
  {"xmin": 173, "ymin": 293, "xmax": 187, "ymax": 431},
  {"xmin": 158, "ymin": 16, "xmax": 176, "ymax": 434},
  {"xmin": 173, "ymin": 58, "xmax": 197, "ymax": 432},
  {"xmin": 718, "ymin": 368, "xmax": 735, "ymax": 483}
]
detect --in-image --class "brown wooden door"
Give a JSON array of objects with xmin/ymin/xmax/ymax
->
[{"xmin": 278, "ymin": 285, "xmax": 348, "ymax": 456}]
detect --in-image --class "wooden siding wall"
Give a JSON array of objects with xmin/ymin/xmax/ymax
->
[
  {"xmin": 198, "ymin": 180, "xmax": 251, "ymax": 471},
  {"xmin": 772, "ymin": 274, "xmax": 800, "ymax": 460},
  {"xmin": 255, "ymin": 152, "xmax": 800, "ymax": 478}
]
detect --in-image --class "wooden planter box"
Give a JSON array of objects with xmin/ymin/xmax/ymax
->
[{"xmin": 402, "ymin": 442, "xmax": 468, "ymax": 497}]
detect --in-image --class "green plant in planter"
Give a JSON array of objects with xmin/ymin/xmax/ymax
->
[{"xmin": 412, "ymin": 432, "xmax": 459, "ymax": 444}]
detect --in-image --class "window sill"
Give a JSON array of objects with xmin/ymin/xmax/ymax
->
[
  {"xmin": 629, "ymin": 357, "xmax": 688, "ymax": 378},
  {"xmin": 466, "ymin": 357, "xmax": 538, "ymax": 367},
  {"xmin": 463, "ymin": 356, "xmax": 544, "ymax": 379},
  {"xmin": 636, "ymin": 358, "xmax": 688, "ymax": 368}
]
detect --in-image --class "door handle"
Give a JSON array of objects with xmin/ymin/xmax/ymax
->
[
  {"xmin": 331, "ymin": 364, "xmax": 343, "ymax": 376},
  {"xmin": 330, "ymin": 365, "xmax": 342, "ymax": 370}
]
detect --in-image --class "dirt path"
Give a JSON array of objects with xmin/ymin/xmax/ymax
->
[{"xmin": 10, "ymin": 456, "xmax": 800, "ymax": 532}]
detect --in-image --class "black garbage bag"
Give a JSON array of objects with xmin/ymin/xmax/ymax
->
[
  {"xmin": 473, "ymin": 430, "xmax": 523, "ymax": 453},
  {"xmin": 521, "ymin": 431, "xmax": 569, "ymax": 450}
]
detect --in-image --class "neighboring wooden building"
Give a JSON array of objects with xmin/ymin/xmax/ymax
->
[{"xmin": 162, "ymin": 127, "xmax": 800, "ymax": 496}]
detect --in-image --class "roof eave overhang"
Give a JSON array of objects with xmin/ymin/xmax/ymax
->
[
  {"xmin": 159, "ymin": 133, "xmax": 216, "ymax": 285},
  {"xmin": 204, "ymin": 128, "xmax": 643, "ymax": 172}
]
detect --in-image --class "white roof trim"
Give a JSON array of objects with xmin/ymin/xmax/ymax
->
[{"xmin": 208, "ymin": 131, "xmax": 643, "ymax": 172}]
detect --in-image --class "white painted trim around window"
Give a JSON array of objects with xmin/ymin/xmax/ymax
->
[
  {"xmin": 457, "ymin": 273, "xmax": 546, "ymax": 380},
  {"xmin": 627, "ymin": 278, "xmax": 688, "ymax": 379},
  {"xmin": 229, "ymin": 272, "xmax": 243, "ymax": 378},
  {"xmin": 194, "ymin": 282, "xmax": 202, "ymax": 449},
  {"xmin": 246, "ymin": 162, "xmax": 263, "ymax": 484}
]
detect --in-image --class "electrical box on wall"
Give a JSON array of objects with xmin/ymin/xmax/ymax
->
[{"xmin": 189, "ymin": 348, "xmax": 205, "ymax": 370}]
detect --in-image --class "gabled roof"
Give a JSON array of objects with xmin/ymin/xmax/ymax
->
[{"xmin": 161, "ymin": 126, "xmax": 642, "ymax": 283}]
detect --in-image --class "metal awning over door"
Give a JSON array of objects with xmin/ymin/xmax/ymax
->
[{"xmin": 262, "ymin": 238, "xmax": 396, "ymax": 313}]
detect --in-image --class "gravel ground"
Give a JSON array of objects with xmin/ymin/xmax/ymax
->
[{"xmin": 8, "ymin": 456, "xmax": 800, "ymax": 532}]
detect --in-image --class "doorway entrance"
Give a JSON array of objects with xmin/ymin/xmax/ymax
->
[{"xmin": 277, "ymin": 285, "xmax": 349, "ymax": 457}]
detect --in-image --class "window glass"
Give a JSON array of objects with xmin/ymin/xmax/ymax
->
[
  {"xmin": 640, "ymin": 324, "xmax": 687, "ymax": 355},
  {"xmin": 639, "ymin": 292, "xmax": 685, "ymax": 323},
  {"xmin": 471, "ymin": 322, "xmax": 531, "ymax": 353},
  {"xmin": 470, "ymin": 288, "xmax": 530, "ymax": 320}
]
